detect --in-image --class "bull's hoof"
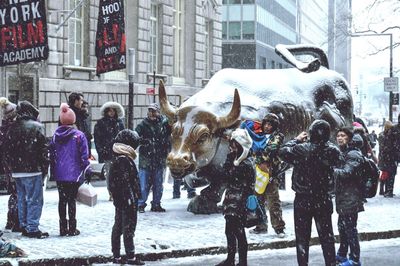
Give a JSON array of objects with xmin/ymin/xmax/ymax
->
[{"xmin": 187, "ymin": 195, "xmax": 220, "ymax": 214}]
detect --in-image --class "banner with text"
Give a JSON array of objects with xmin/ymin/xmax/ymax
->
[
  {"xmin": 95, "ymin": 0, "xmax": 126, "ymax": 75},
  {"xmin": 0, "ymin": 0, "xmax": 49, "ymax": 66}
]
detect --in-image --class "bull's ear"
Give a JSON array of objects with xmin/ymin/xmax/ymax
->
[
  {"xmin": 159, "ymin": 80, "xmax": 177, "ymax": 122},
  {"xmin": 216, "ymin": 89, "xmax": 241, "ymax": 129}
]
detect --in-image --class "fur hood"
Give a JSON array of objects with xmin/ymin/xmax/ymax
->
[{"xmin": 100, "ymin": 102, "xmax": 125, "ymax": 118}]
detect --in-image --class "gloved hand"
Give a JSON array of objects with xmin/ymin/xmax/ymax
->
[{"xmin": 84, "ymin": 171, "xmax": 93, "ymax": 184}]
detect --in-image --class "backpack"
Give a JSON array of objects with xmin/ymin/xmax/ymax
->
[{"xmin": 361, "ymin": 157, "xmax": 380, "ymax": 198}]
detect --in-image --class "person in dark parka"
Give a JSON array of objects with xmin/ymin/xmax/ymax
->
[
  {"xmin": 216, "ymin": 128, "xmax": 255, "ymax": 266},
  {"xmin": 334, "ymin": 128, "xmax": 364, "ymax": 266},
  {"xmin": 279, "ymin": 119, "xmax": 341, "ymax": 266},
  {"xmin": 3, "ymin": 101, "xmax": 50, "ymax": 239},
  {"xmin": 378, "ymin": 121, "xmax": 397, "ymax": 197},
  {"xmin": 94, "ymin": 101, "xmax": 125, "ymax": 163},
  {"xmin": 108, "ymin": 129, "xmax": 144, "ymax": 265}
]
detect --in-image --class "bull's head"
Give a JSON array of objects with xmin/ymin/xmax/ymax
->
[{"xmin": 159, "ymin": 80, "xmax": 241, "ymax": 178}]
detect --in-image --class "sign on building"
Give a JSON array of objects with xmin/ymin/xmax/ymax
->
[
  {"xmin": 95, "ymin": 0, "xmax": 126, "ymax": 75},
  {"xmin": 0, "ymin": 0, "xmax": 49, "ymax": 66},
  {"xmin": 384, "ymin": 77, "xmax": 399, "ymax": 92}
]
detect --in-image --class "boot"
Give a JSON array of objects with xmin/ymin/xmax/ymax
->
[
  {"xmin": 59, "ymin": 219, "xmax": 68, "ymax": 236},
  {"xmin": 68, "ymin": 219, "xmax": 80, "ymax": 236}
]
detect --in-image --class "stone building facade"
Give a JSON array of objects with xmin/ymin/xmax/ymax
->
[{"xmin": 0, "ymin": 0, "xmax": 223, "ymax": 135}]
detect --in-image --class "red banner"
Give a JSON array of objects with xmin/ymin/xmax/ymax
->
[
  {"xmin": 0, "ymin": 0, "xmax": 49, "ymax": 66},
  {"xmin": 95, "ymin": 0, "xmax": 126, "ymax": 75}
]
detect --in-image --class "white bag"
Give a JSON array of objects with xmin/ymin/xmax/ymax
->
[{"xmin": 76, "ymin": 183, "xmax": 97, "ymax": 207}]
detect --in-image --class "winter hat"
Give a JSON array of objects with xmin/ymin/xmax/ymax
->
[
  {"xmin": 309, "ymin": 119, "xmax": 330, "ymax": 144},
  {"xmin": 17, "ymin": 101, "xmax": 39, "ymax": 119},
  {"xmin": 114, "ymin": 129, "xmax": 141, "ymax": 150},
  {"xmin": 0, "ymin": 97, "xmax": 17, "ymax": 121},
  {"xmin": 230, "ymin": 128, "xmax": 253, "ymax": 166},
  {"xmin": 262, "ymin": 113, "xmax": 280, "ymax": 131},
  {"xmin": 59, "ymin": 103, "xmax": 76, "ymax": 125},
  {"xmin": 148, "ymin": 103, "xmax": 160, "ymax": 112}
]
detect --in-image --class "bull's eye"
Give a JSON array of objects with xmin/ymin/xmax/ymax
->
[{"xmin": 196, "ymin": 133, "xmax": 209, "ymax": 144}]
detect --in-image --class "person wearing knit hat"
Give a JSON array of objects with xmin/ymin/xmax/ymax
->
[
  {"xmin": 59, "ymin": 103, "xmax": 76, "ymax": 125},
  {"xmin": 251, "ymin": 112, "xmax": 286, "ymax": 238},
  {"xmin": 49, "ymin": 103, "xmax": 92, "ymax": 237},
  {"xmin": 0, "ymin": 97, "xmax": 17, "ymax": 123},
  {"xmin": 2, "ymin": 100, "xmax": 49, "ymax": 238},
  {"xmin": 216, "ymin": 128, "xmax": 255, "ymax": 266}
]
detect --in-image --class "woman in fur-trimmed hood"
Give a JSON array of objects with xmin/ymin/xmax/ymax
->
[{"xmin": 94, "ymin": 102, "xmax": 125, "ymax": 163}]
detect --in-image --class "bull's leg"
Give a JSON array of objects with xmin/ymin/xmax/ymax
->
[{"xmin": 187, "ymin": 182, "xmax": 226, "ymax": 214}]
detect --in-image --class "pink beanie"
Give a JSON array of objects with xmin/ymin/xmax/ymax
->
[{"xmin": 59, "ymin": 103, "xmax": 76, "ymax": 125}]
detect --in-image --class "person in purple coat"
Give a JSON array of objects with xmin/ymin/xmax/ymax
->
[{"xmin": 49, "ymin": 103, "xmax": 91, "ymax": 236}]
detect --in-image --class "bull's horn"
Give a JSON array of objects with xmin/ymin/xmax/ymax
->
[
  {"xmin": 158, "ymin": 80, "xmax": 177, "ymax": 122},
  {"xmin": 217, "ymin": 89, "xmax": 241, "ymax": 129}
]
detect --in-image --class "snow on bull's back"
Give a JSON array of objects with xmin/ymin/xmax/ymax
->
[{"xmin": 182, "ymin": 67, "xmax": 348, "ymax": 115}]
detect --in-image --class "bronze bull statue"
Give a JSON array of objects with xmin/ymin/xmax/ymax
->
[{"xmin": 159, "ymin": 44, "xmax": 354, "ymax": 214}]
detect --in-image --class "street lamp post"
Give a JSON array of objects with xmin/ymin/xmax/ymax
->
[
  {"xmin": 128, "ymin": 48, "xmax": 136, "ymax": 129},
  {"xmin": 351, "ymin": 33, "xmax": 394, "ymax": 121}
]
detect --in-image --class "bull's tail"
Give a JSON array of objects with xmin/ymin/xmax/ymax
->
[{"xmin": 275, "ymin": 44, "xmax": 329, "ymax": 73}]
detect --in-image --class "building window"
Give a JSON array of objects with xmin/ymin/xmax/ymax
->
[
  {"xmin": 228, "ymin": 21, "xmax": 240, "ymax": 40},
  {"xmin": 222, "ymin": 22, "xmax": 227, "ymax": 40},
  {"xmin": 68, "ymin": 0, "xmax": 84, "ymax": 66},
  {"xmin": 242, "ymin": 21, "xmax": 254, "ymax": 39},
  {"xmin": 271, "ymin": 60, "xmax": 275, "ymax": 69},
  {"xmin": 149, "ymin": 3, "xmax": 159, "ymax": 73},
  {"xmin": 204, "ymin": 20, "xmax": 213, "ymax": 78},
  {"xmin": 173, "ymin": 0, "xmax": 184, "ymax": 78}
]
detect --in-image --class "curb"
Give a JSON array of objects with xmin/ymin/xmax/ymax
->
[{"xmin": 2, "ymin": 229, "xmax": 400, "ymax": 266}]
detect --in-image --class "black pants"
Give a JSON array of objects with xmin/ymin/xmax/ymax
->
[
  {"xmin": 294, "ymin": 194, "xmax": 336, "ymax": 266},
  {"xmin": 112, "ymin": 205, "xmax": 137, "ymax": 257},
  {"xmin": 337, "ymin": 213, "xmax": 360, "ymax": 262},
  {"xmin": 56, "ymin": 182, "xmax": 79, "ymax": 221},
  {"xmin": 224, "ymin": 215, "xmax": 247, "ymax": 264},
  {"xmin": 7, "ymin": 192, "xmax": 19, "ymax": 229}
]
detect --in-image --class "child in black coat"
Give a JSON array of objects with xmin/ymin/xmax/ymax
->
[
  {"xmin": 216, "ymin": 128, "xmax": 255, "ymax": 266},
  {"xmin": 108, "ymin": 129, "xmax": 144, "ymax": 265}
]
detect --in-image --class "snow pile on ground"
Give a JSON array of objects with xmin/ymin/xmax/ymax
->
[{"xmin": 0, "ymin": 169, "xmax": 399, "ymax": 264}]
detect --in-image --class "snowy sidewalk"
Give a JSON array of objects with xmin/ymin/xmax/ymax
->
[{"xmin": 0, "ymin": 172, "xmax": 400, "ymax": 265}]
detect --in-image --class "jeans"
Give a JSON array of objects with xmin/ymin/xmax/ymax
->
[
  {"xmin": 173, "ymin": 178, "xmax": 196, "ymax": 198},
  {"xmin": 337, "ymin": 213, "xmax": 360, "ymax": 262},
  {"xmin": 15, "ymin": 174, "xmax": 44, "ymax": 233},
  {"xmin": 112, "ymin": 205, "xmax": 137, "ymax": 257},
  {"xmin": 138, "ymin": 167, "xmax": 164, "ymax": 207}
]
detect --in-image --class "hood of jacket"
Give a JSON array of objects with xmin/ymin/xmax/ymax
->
[
  {"xmin": 100, "ymin": 102, "xmax": 125, "ymax": 118},
  {"xmin": 350, "ymin": 133, "xmax": 364, "ymax": 150},
  {"xmin": 309, "ymin": 119, "xmax": 330, "ymax": 144},
  {"xmin": 54, "ymin": 126, "xmax": 77, "ymax": 144}
]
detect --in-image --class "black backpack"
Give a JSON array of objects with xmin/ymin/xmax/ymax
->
[{"xmin": 361, "ymin": 157, "xmax": 380, "ymax": 198}]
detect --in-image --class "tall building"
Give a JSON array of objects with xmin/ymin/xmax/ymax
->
[
  {"xmin": 222, "ymin": 0, "xmax": 297, "ymax": 69},
  {"xmin": 222, "ymin": 0, "xmax": 351, "ymax": 81},
  {"xmin": 0, "ymin": 0, "xmax": 223, "ymax": 135}
]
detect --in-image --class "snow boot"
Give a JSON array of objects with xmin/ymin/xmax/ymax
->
[
  {"xmin": 68, "ymin": 219, "xmax": 80, "ymax": 236},
  {"xmin": 340, "ymin": 259, "xmax": 361, "ymax": 266},
  {"xmin": 336, "ymin": 254, "xmax": 348, "ymax": 264},
  {"xmin": 59, "ymin": 219, "xmax": 68, "ymax": 236}
]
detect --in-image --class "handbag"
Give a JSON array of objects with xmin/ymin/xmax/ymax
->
[
  {"xmin": 254, "ymin": 164, "xmax": 270, "ymax": 195},
  {"xmin": 76, "ymin": 183, "xmax": 97, "ymax": 207},
  {"xmin": 245, "ymin": 195, "xmax": 266, "ymax": 228}
]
